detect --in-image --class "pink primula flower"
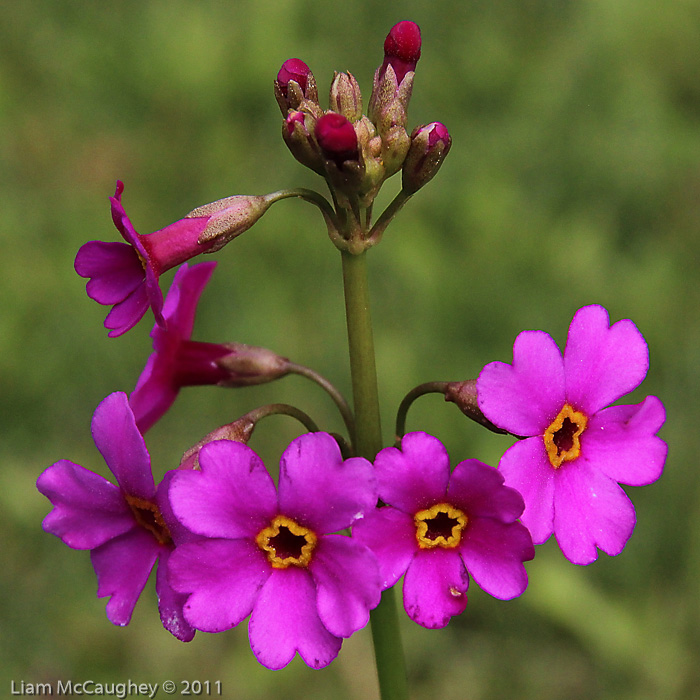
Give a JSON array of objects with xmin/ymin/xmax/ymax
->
[
  {"xmin": 353, "ymin": 432, "xmax": 534, "ymax": 629},
  {"xmin": 167, "ymin": 433, "xmax": 382, "ymax": 669},
  {"xmin": 477, "ymin": 304, "xmax": 667, "ymax": 565},
  {"xmin": 36, "ymin": 392, "xmax": 196, "ymax": 641}
]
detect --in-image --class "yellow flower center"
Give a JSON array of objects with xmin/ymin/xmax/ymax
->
[
  {"xmin": 255, "ymin": 515, "xmax": 317, "ymax": 569},
  {"xmin": 543, "ymin": 403, "xmax": 588, "ymax": 468},
  {"xmin": 124, "ymin": 494, "xmax": 172, "ymax": 545},
  {"xmin": 414, "ymin": 503, "xmax": 468, "ymax": 549}
]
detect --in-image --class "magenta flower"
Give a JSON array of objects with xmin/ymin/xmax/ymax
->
[
  {"xmin": 130, "ymin": 262, "xmax": 291, "ymax": 433},
  {"xmin": 477, "ymin": 304, "xmax": 667, "ymax": 565},
  {"xmin": 167, "ymin": 433, "xmax": 381, "ymax": 669},
  {"xmin": 353, "ymin": 432, "xmax": 534, "ymax": 629},
  {"xmin": 36, "ymin": 392, "xmax": 196, "ymax": 641},
  {"xmin": 75, "ymin": 181, "xmax": 273, "ymax": 337}
]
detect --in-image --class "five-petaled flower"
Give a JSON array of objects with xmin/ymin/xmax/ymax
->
[
  {"xmin": 477, "ymin": 304, "xmax": 667, "ymax": 565},
  {"xmin": 353, "ymin": 432, "xmax": 534, "ymax": 629},
  {"xmin": 166, "ymin": 432, "xmax": 382, "ymax": 669},
  {"xmin": 36, "ymin": 392, "xmax": 196, "ymax": 641},
  {"xmin": 75, "ymin": 181, "xmax": 273, "ymax": 337}
]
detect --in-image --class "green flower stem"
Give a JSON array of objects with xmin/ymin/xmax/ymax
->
[
  {"xmin": 341, "ymin": 249, "xmax": 408, "ymax": 700},
  {"xmin": 395, "ymin": 381, "xmax": 450, "ymax": 443}
]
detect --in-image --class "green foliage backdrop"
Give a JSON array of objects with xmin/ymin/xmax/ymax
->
[{"xmin": 1, "ymin": 1, "xmax": 699, "ymax": 698}]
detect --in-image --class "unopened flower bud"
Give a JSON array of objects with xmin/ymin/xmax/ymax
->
[
  {"xmin": 179, "ymin": 418, "xmax": 256, "ymax": 470},
  {"xmin": 381, "ymin": 20, "xmax": 422, "ymax": 85},
  {"xmin": 315, "ymin": 112, "xmax": 359, "ymax": 167},
  {"xmin": 186, "ymin": 194, "xmax": 275, "ymax": 252},
  {"xmin": 444, "ymin": 380, "xmax": 508, "ymax": 435},
  {"xmin": 274, "ymin": 58, "xmax": 319, "ymax": 113},
  {"xmin": 401, "ymin": 121, "xmax": 452, "ymax": 193},
  {"xmin": 216, "ymin": 344, "xmax": 291, "ymax": 387},
  {"xmin": 282, "ymin": 111, "xmax": 326, "ymax": 175},
  {"xmin": 329, "ymin": 72, "xmax": 363, "ymax": 122}
]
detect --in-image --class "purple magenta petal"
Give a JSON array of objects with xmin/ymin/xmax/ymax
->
[
  {"xmin": 278, "ymin": 433, "xmax": 376, "ymax": 534},
  {"xmin": 447, "ymin": 458, "xmax": 525, "ymax": 523},
  {"xmin": 373, "ymin": 432, "xmax": 451, "ymax": 513},
  {"xmin": 129, "ymin": 352, "xmax": 178, "ymax": 434},
  {"xmin": 402, "ymin": 548, "xmax": 469, "ymax": 629},
  {"xmin": 459, "ymin": 518, "xmax": 533, "ymax": 599},
  {"xmin": 310, "ymin": 534, "xmax": 381, "ymax": 638},
  {"xmin": 477, "ymin": 329, "xmax": 566, "ymax": 436},
  {"xmin": 155, "ymin": 547, "xmax": 196, "ymax": 642},
  {"xmin": 168, "ymin": 538, "xmax": 270, "ymax": 633},
  {"xmin": 161, "ymin": 262, "xmax": 217, "ymax": 340},
  {"xmin": 584, "ymin": 395, "xmax": 667, "ymax": 487},
  {"xmin": 351, "ymin": 507, "xmax": 417, "ymax": 589},
  {"xmin": 104, "ymin": 284, "xmax": 151, "ymax": 337},
  {"xmin": 37, "ymin": 460, "xmax": 134, "ymax": 549},
  {"xmin": 76, "ymin": 241, "xmax": 144, "ymax": 304},
  {"xmin": 498, "ymin": 437, "xmax": 555, "ymax": 544},
  {"xmin": 91, "ymin": 392, "xmax": 155, "ymax": 501},
  {"xmin": 249, "ymin": 567, "xmax": 342, "ymax": 670},
  {"xmin": 168, "ymin": 441, "xmax": 277, "ymax": 539},
  {"xmin": 155, "ymin": 472, "xmax": 199, "ymax": 546},
  {"xmin": 91, "ymin": 527, "xmax": 160, "ymax": 626},
  {"xmin": 553, "ymin": 459, "xmax": 637, "ymax": 565},
  {"xmin": 563, "ymin": 305, "xmax": 649, "ymax": 415}
]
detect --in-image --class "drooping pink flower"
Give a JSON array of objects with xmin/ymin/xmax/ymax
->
[
  {"xmin": 353, "ymin": 432, "xmax": 534, "ymax": 629},
  {"xmin": 75, "ymin": 181, "xmax": 273, "ymax": 337},
  {"xmin": 167, "ymin": 433, "xmax": 381, "ymax": 669},
  {"xmin": 36, "ymin": 392, "xmax": 196, "ymax": 641},
  {"xmin": 130, "ymin": 262, "xmax": 291, "ymax": 433},
  {"xmin": 477, "ymin": 304, "xmax": 667, "ymax": 565}
]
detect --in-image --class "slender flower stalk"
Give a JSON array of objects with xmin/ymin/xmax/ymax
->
[{"xmin": 340, "ymin": 249, "xmax": 408, "ymax": 700}]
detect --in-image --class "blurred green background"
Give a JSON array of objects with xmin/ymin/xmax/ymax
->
[{"xmin": 2, "ymin": 1, "xmax": 698, "ymax": 698}]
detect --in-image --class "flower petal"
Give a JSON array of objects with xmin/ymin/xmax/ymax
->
[
  {"xmin": 448, "ymin": 458, "xmax": 525, "ymax": 522},
  {"xmin": 155, "ymin": 547, "xmax": 196, "ymax": 642},
  {"xmin": 168, "ymin": 441, "xmax": 277, "ymax": 539},
  {"xmin": 310, "ymin": 534, "xmax": 381, "ymax": 638},
  {"xmin": 162, "ymin": 262, "xmax": 217, "ymax": 340},
  {"xmin": 498, "ymin": 437, "xmax": 555, "ymax": 545},
  {"xmin": 553, "ymin": 458, "xmax": 636, "ymax": 565},
  {"xmin": 168, "ymin": 538, "xmax": 270, "ymax": 633},
  {"xmin": 459, "ymin": 518, "xmax": 533, "ymax": 599},
  {"xmin": 37, "ymin": 460, "xmax": 134, "ymax": 549},
  {"xmin": 373, "ymin": 432, "xmax": 451, "ymax": 513},
  {"xmin": 584, "ymin": 395, "xmax": 667, "ymax": 486},
  {"xmin": 249, "ymin": 567, "xmax": 342, "ymax": 670},
  {"xmin": 104, "ymin": 284, "xmax": 151, "ymax": 337},
  {"xmin": 351, "ymin": 507, "xmax": 417, "ymax": 589},
  {"xmin": 403, "ymin": 548, "xmax": 469, "ymax": 629},
  {"xmin": 477, "ymin": 330, "xmax": 566, "ymax": 436},
  {"xmin": 563, "ymin": 305, "xmax": 649, "ymax": 415},
  {"xmin": 91, "ymin": 527, "xmax": 160, "ymax": 626},
  {"xmin": 129, "ymin": 352, "xmax": 178, "ymax": 434},
  {"xmin": 278, "ymin": 433, "xmax": 376, "ymax": 534},
  {"xmin": 91, "ymin": 392, "xmax": 155, "ymax": 500},
  {"xmin": 76, "ymin": 241, "xmax": 144, "ymax": 304}
]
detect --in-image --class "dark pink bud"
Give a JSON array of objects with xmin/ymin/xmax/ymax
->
[
  {"xmin": 277, "ymin": 58, "xmax": 311, "ymax": 97},
  {"xmin": 382, "ymin": 21, "xmax": 421, "ymax": 84},
  {"xmin": 315, "ymin": 113, "xmax": 359, "ymax": 164},
  {"xmin": 427, "ymin": 121, "xmax": 450, "ymax": 148},
  {"xmin": 286, "ymin": 110, "xmax": 306, "ymax": 136}
]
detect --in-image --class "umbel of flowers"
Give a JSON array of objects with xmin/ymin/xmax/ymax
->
[{"xmin": 39, "ymin": 18, "xmax": 666, "ymax": 695}]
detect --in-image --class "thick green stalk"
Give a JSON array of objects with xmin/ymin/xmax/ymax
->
[{"xmin": 341, "ymin": 250, "xmax": 408, "ymax": 700}]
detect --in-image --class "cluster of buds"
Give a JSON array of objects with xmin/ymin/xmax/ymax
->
[{"xmin": 275, "ymin": 21, "xmax": 450, "ymax": 209}]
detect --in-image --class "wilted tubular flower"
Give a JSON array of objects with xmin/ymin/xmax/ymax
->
[
  {"xmin": 477, "ymin": 305, "xmax": 667, "ymax": 565},
  {"xmin": 353, "ymin": 432, "xmax": 534, "ymax": 629},
  {"xmin": 36, "ymin": 392, "xmax": 196, "ymax": 641},
  {"xmin": 129, "ymin": 261, "xmax": 290, "ymax": 433},
  {"xmin": 167, "ymin": 433, "xmax": 382, "ymax": 669},
  {"xmin": 75, "ymin": 181, "xmax": 276, "ymax": 337}
]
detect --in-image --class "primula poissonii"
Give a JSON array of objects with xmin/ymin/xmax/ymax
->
[
  {"xmin": 36, "ymin": 392, "xmax": 196, "ymax": 641},
  {"xmin": 353, "ymin": 432, "xmax": 534, "ymax": 629},
  {"xmin": 167, "ymin": 433, "xmax": 382, "ymax": 669},
  {"xmin": 130, "ymin": 261, "xmax": 291, "ymax": 433},
  {"xmin": 477, "ymin": 304, "xmax": 667, "ymax": 565},
  {"xmin": 75, "ymin": 181, "xmax": 273, "ymax": 337}
]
